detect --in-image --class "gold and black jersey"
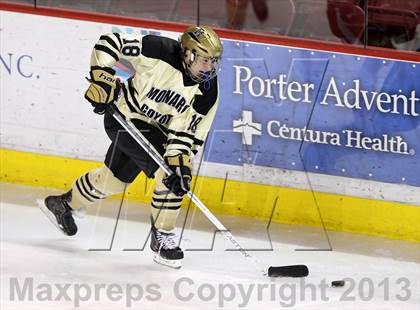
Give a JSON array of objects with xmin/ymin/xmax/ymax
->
[{"xmin": 90, "ymin": 33, "xmax": 219, "ymax": 157}]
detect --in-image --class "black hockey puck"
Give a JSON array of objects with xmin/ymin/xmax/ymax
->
[
  {"xmin": 331, "ymin": 280, "xmax": 345, "ymax": 287},
  {"xmin": 267, "ymin": 265, "xmax": 309, "ymax": 277}
]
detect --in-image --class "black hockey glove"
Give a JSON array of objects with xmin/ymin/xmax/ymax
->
[
  {"xmin": 163, "ymin": 154, "xmax": 192, "ymax": 197},
  {"xmin": 84, "ymin": 66, "xmax": 120, "ymax": 114}
]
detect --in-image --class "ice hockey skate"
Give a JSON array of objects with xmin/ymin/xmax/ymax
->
[
  {"xmin": 150, "ymin": 225, "xmax": 184, "ymax": 269},
  {"xmin": 37, "ymin": 191, "xmax": 78, "ymax": 236}
]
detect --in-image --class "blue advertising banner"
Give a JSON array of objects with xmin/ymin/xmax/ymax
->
[{"xmin": 205, "ymin": 40, "xmax": 420, "ymax": 187}]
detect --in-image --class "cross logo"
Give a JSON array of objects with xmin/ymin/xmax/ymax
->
[{"xmin": 233, "ymin": 110, "xmax": 262, "ymax": 145}]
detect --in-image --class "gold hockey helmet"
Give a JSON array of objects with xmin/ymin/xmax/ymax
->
[{"xmin": 180, "ymin": 25, "xmax": 223, "ymax": 83}]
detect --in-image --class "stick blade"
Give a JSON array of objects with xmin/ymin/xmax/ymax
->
[{"xmin": 268, "ymin": 265, "xmax": 309, "ymax": 277}]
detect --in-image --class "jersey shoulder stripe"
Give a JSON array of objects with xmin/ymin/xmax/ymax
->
[
  {"xmin": 94, "ymin": 44, "xmax": 119, "ymax": 62},
  {"xmin": 99, "ymin": 35, "xmax": 120, "ymax": 51},
  {"xmin": 113, "ymin": 32, "xmax": 123, "ymax": 48}
]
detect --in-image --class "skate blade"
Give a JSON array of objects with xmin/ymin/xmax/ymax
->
[
  {"xmin": 153, "ymin": 254, "xmax": 182, "ymax": 269},
  {"xmin": 36, "ymin": 199, "xmax": 67, "ymax": 236}
]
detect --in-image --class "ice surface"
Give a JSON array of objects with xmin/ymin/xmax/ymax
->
[{"xmin": 1, "ymin": 183, "xmax": 419, "ymax": 309}]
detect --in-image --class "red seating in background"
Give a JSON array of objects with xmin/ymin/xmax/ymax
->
[
  {"xmin": 221, "ymin": 0, "xmax": 296, "ymax": 35},
  {"xmin": 290, "ymin": 0, "xmax": 365, "ymax": 44},
  {"xmin": 24, "ymin": 0, "xmax": 419, "ymax": 51},
  {"xmin": 327, "ymin": 0, "xmax": 365, "ymax": 44},
  {"xmin": 291, "ymin": 0, "xmax": 418, "ymax": 50},
  {"xmin": 363, "ymin": 0, "xmax": 419, "ymax": 50},
  {"xmin": 356, "ymin": 0, "xmax": 419, "ymax": 38},
  {"xmin": 368, "ymin": 6, "xmax": 418, "ymax": 39},
  {"xmin": 246, "ymin": 0, "xmax": 296, "ymax": 35},
  {"xmin": 106, "ymin": 0, "xmax": 183, "ymax": 21},
  {"xmin": 367, "ymin": 0, "xmax": 420, "ymax": 15}
]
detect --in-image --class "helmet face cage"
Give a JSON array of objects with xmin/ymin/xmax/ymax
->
[
  {"xmin": 180, "ymin": 26, "xmax": 223, "ymax": 83},
  {"xmin": 185, "ymin": 53, "xmax": 221, "ymax": 84}
]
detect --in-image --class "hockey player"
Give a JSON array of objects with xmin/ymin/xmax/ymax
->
[{"xmin": 39, "ymin": 25, "xmax": 223, "ymax": 268}]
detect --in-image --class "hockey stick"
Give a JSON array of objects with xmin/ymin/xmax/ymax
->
[{"xmin": 108, "ymin": 104, "xmax": 308, "ymax": 278}]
